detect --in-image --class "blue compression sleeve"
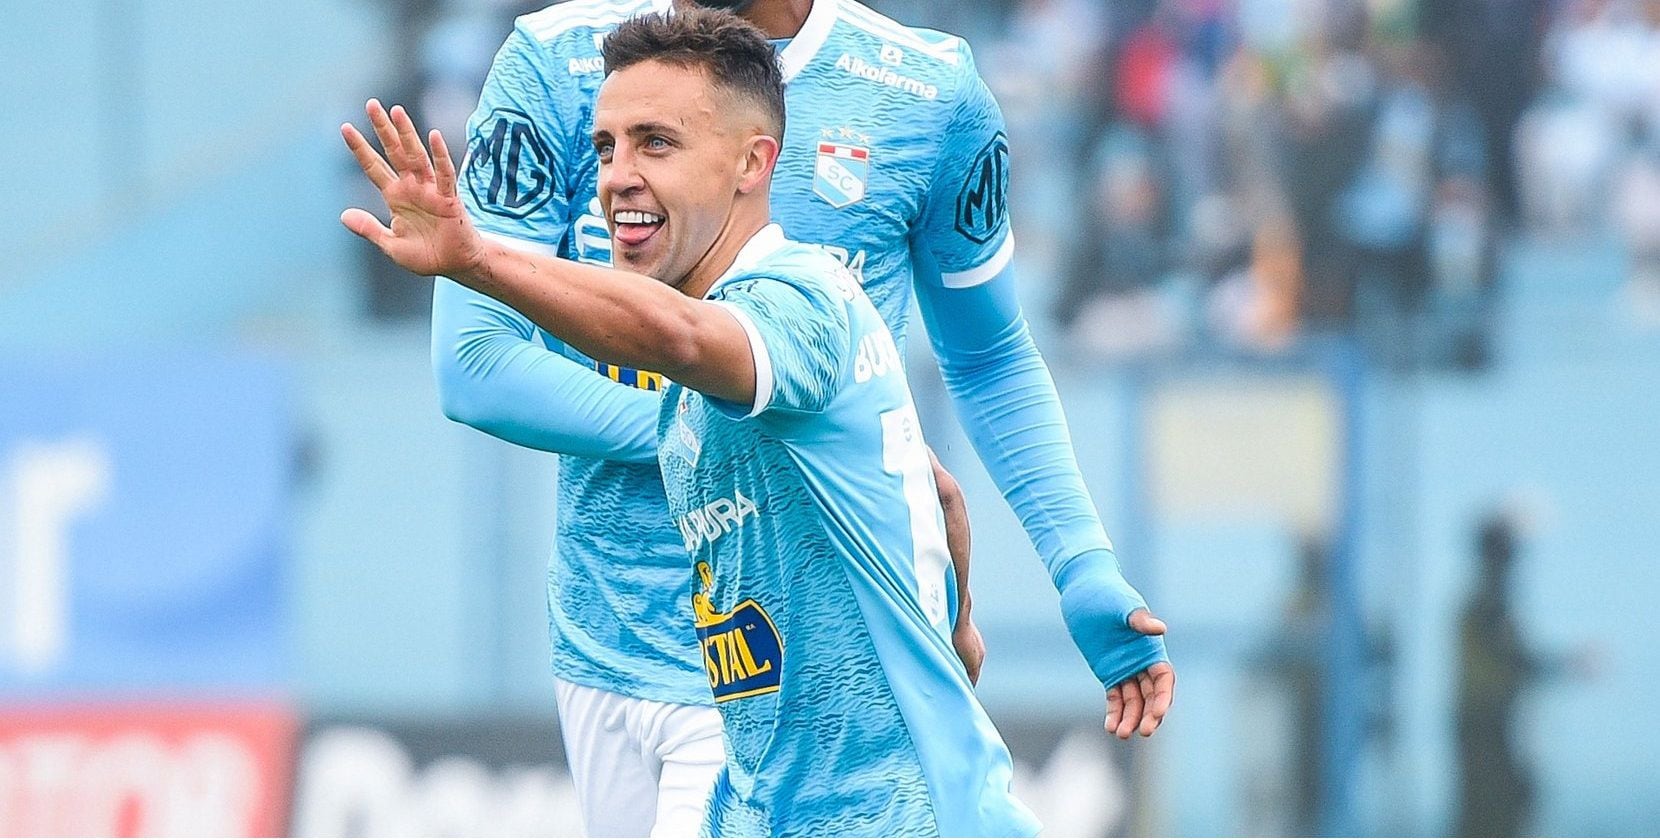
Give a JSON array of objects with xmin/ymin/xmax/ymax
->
[
  {"xmin": 431, "ymin": 277, "xmax": 659, "ymax": 463},
  {"xmin": 913, "ymin": 256, "xmax": 1168, "ymax": 689}
]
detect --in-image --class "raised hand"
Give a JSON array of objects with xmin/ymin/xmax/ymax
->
[
  {"xmin": 1104, "ymin": 609, "xmax": 1175, "ymax": 739},
  {"xmin": 340, "ymin": 99, "xmax": 484, "ymax": 279}
]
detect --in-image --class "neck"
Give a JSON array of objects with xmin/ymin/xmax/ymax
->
[
  {"xmin": 671, "ymin": 0, "xmax": 813, "ymax": 39},
  {"xmin": 679, "ymin": 202, "xmax": 772, "ymax": 299},
  {"xmin": 743, "ymin": 0, "xmax": 813, "ymax": 38}
]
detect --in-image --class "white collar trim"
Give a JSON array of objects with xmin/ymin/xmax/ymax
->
[
  {"xmin": 778, "ymin": 0, "xmax": 838, "ymax": 83},
  {"xmin": 707, "ymin": 223, "xmax": 789, "ymax": 296}
]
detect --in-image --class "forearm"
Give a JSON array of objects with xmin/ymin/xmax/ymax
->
[
  {"xmin": 459, "ymin": 242, "xmax": 696, "ymax": 373},
  {"xmin": 431, "ymin": 279, "xmax": 659, "ymax": 462},
  {"xmin": 918, "ymin": 270, "xmax": 1168, "ymax": 686},
  {"xmin": 931, "ymin": 450, "xmax": 974, "ymax": 627},
  {"xmin": 451, "ymin": 241, "xmax": 754, "ymax": 404}
]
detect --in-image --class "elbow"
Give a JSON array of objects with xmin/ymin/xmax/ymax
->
[
  {"xmin": 936, "ymin": 319, "xmax": 1042, "ymax": 386},
  {"xmin": 431, "ymin": 349, "xmax": 494, "ymax": 430},
  {"xmin": 930, "ymin": 451, "xmax": 965, "ymax": 514},
  {"xmin": 650, "ymin": 305, "xmax": 716, "ymax": 380}
]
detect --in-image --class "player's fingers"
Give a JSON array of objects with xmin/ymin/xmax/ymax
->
[
  {"xmin": 1147, "ymin": 662, "xmax": 1176, "ymax": 724},
  {"xmin": 340, "ymin": 208, "xmax": 392, "ymax": 249},
  {"xmin": 431, "ymin": 129, "xmax": 458, "ymax": 197},
  {"xmin": 1105, "ymin": 684, "xmax": 1123, "ymax": 735},
  {"xmin": 365, "ymin": 99, "xmax": 407, "ymax": 174},
  {"xmin": 1116, "ymin": 678, "xmax": 1144, "ymax": 740},
  {"xmin": 1127, "ymin": 608, "xmax": 1168, "ymax": 636},
  {"xmin": 390, "ymin": 104, "xmax": 433, "ymax": 181},
  {"xmin": 1136, "ymin": 671, "xmax": 1157, "ymax": 736},
  {"xmin": 342, "ymin": 123, "xmax": 396, "ymax": 190}
]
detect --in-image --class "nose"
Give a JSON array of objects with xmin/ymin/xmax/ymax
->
[{"xmin": 600, "ymin": 142, "xmax": 645, "ymax": 199}]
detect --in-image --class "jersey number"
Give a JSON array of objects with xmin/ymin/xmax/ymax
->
[{"xmin": 879, "ymin": 405, "xmax": 951, "ymax": 627}]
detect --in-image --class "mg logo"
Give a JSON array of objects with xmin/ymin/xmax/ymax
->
[
  {"xmin": 955, "ymin": 133, "xmax": 1009, "ymax": 244},
  {"xmin": 465, "ymin": 108, "xmax": 556, "ymax": 220}
]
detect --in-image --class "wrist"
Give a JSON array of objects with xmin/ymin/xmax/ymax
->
[
  {"xmin": 450, "ymin": 228, "xmax": 494, "ymax": 287},
  {"xmin": 1052, "ymin": 546, "xmax": 1123, "ymax": 595}
]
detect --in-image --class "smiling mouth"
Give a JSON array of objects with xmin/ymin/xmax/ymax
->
[{"xmin": 612, "ymin": 209, "xmax": 665, "ymax": 248}]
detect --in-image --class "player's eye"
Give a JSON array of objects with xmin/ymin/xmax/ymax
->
[
  {"xmin": 595, "ymin": 142, "xmax": 614, "ymax": 161},
  {"xmin": 645, "ymin": 135, "xmax": 671, "ymax": 152}
]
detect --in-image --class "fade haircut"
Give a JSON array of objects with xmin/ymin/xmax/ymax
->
[{"xmin": 602, "ymin": 8, "xmax": 786, "ymax": 140}]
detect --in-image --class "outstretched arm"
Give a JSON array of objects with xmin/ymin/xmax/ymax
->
[
  {"xmin": 433, "ymin": 277, "xmax": 660, "ymax": 462},
  {"xmin": 342, "ymin": 101, "xmax": 756, "ymax": 407}
]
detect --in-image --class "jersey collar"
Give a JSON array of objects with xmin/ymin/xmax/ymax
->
[
  {"xmin": 778, "ymin": 0, "xmax": 838, "ymax": 83},
  {"xmin": 706, "ymin": 223, "xmax": 789, "ymax": 297}
]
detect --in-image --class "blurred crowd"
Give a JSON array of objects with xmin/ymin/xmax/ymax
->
[
  {"xmin": 976, "ymin": 0, "xmax": 1660, "ymax": 366},
  {"xmin": 389, "ymin": 0, "xmax": 1660, "ymax": 363}
]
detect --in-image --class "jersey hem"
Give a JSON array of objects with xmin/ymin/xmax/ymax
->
[{"xmin": 548, "ymin": 658, "xmax": 715, "ymax": 708}]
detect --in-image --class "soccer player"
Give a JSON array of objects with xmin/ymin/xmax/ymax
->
[
  {"xmin": 341, "ymin": 10, "xmax": 1040, "ymax": 833},
  {"xmin": 433, "ymin": 0, "xmax": 1173, "ymax": 833}
]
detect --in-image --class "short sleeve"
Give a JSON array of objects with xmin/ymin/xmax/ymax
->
[
  {"xmin": 917, "ymin": 46, "xmax": 1014, "ymax": 289},
  {"xmin": 708, "ymin": 275, "xmax": 851, "ymax": 420},
  {"xmin": 458, "ymin": 26, "xmax": 578, "ymax": 247}
]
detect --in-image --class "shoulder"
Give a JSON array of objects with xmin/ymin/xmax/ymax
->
[
  {"xmin": 517, "ymin": 0, "xmax": 667, "ymax": 41},
  {"xmin": 508, "ymin": 0, "xmax": 667, "ymax": 61},
  {"xmin": 825, "ymin": 0, "xmax": 988, "ymax": 109},
  {"xmin": 743, "ymin": 243, "xmax": 862, "ymax": 308}
]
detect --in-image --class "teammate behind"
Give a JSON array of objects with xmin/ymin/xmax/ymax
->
[{"xmin": 343, "ymin": 9, "xmax": 1039, "ymax": 834}]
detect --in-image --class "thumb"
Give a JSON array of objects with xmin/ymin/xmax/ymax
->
[
  {"xmin": 1127, "ymin": 607, "xmax": 1167, "ymax": 636},
  {"xmin": 341, "ymin": 208, "xmax": 391, "ymax": 248}
]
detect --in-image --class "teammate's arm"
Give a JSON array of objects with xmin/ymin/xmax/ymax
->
[
  {"xmin": 913, "ymin": 47, "xmax": 1172, "ymax": 736},
  {"xmin": 431, "ymin": 27, "xmax": 658, "ymax": 463},
  {"xmin": 932, "ymin": 448, "xmax": 984, "ymax": 685},
  {"xmin": 433, "ymin": 280, "xmax": 660, "ymax": 461},
  {"xmin": 345, "ymin": 102, "xmax": 758, "ymax": 407}
]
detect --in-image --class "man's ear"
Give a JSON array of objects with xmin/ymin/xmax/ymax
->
[{"xmin": 736, "ymin": 133, "xmax": 781, "ymax": 195}]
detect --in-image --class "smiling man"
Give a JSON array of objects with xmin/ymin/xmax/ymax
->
[
  {"xmin": 436, "ymin": 2, "xmax": 1172, "ymax": 831},
  {"xmin": 343, "ymin": 9, "xmax": 1038, "ymax": 836}
]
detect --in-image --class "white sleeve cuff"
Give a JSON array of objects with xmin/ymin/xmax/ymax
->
[
  {"xmin": 711, "ymin": 301, "xmax": 773, "ymax": 419},
  {"xmin": 938, "ymin": 232, "xmax": 1015, "ymax": 289}
]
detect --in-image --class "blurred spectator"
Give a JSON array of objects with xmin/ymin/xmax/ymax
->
[
  {"xmin": 1420, "ymin": 0, "xmax": 1549, "ymax": 226},
  {"xmin": 1455, "ymin": 510, "xmax": 1597, "ymax": 837},
  {"xmin": 1614, "ymin": 125, "xmax": 1660, "ymax": 322}
]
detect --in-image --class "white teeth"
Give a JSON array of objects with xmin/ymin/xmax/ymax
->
[{"xmin": 614, "ymin": 210, "xmax": 664, "ymax": 225}]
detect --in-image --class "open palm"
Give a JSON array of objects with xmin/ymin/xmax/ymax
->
[{"xmin": 340, "ymin": 99, "xmax": 483, "ymax": 279}]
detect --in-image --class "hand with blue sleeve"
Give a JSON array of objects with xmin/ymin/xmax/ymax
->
[{"xmin": 913, "ymin": 46, "xmax": 1174, "ymax": 737}]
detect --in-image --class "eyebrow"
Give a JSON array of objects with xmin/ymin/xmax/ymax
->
[{"xmin": 592, "ymin": 121, "xmax": 683, "ymax": 145}]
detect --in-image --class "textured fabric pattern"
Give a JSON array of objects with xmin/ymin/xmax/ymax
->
[
  {"xmin": 658, "ymin": 233, "xmax": 1038, "ymax": 837},
  {"xmin": 709, "ymin": 276, "xmax": 848, "ymax": 417},
  {"xmin": 550, "ymin": 455, "xmax": 706, "ymax": 704}
]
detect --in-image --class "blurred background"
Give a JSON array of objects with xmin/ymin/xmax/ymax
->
[{"xmin": 2, "ymin": 0, "xmax": 1657, "ymax": 835}]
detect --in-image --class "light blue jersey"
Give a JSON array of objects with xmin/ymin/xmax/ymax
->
[
  {"xmin": 446, "ymin": 0, "xmax": 1029, "ymax": 707},
  {"xmin": 657, "ymin": 224, "xmax": 1037, "ymax": 837}
]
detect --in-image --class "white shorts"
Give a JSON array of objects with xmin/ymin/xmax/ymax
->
[{"xmin": 553, "ymin": 677, "xmax": 726, "ymax": 838}]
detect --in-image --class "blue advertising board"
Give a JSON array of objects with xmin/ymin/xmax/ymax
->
[{"xmin": 0, "ymin": 353, "xmax": 292, "ymax": 693}]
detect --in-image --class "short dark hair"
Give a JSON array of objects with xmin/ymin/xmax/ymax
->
[{"xmin": 602, "ymin": 8, "xmax": 786, "ymax": 139}]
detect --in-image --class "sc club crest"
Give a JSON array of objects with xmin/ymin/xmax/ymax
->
[
  {"xmin": 692, "ymin": 562, "xmax": 784, "ymax": 702},
  {"xmin": 665, "ymin": 390, "xmax": 701, "ymax": 469},
  {"xmin": 814, "ymin": 126, "xmax": 872, "ymax": 209}
]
